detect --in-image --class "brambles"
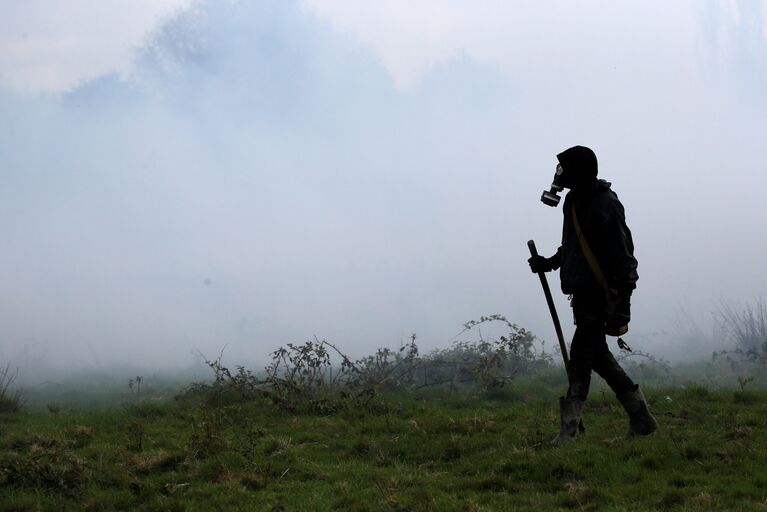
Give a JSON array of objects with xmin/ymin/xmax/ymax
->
[
  {"xmin": 421, "ymin": 315, "xmax": 550, "ymax": 390},
  {"xmin": 348, "ymin": 335, "xmax": 421, "ymax": 390},
  {"xmin": 197, "ymin": 315, "xmax": 551, "ymax": 413}
]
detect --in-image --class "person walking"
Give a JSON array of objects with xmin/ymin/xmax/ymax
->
[{"xmin": 529, "ymin": 145, "xmax": 658, "ymax": 444}]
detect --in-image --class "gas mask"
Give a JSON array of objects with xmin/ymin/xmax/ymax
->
[{"xmin": 540, "ymin": 163, "xmax": 566, "ymax": 207}]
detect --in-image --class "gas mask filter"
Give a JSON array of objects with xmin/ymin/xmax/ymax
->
[{"xmin": 540, "ymin": 163, "xmax": 565, "ymax": 207}]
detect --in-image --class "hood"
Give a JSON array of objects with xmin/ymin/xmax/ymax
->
[{"xmin": 556, "ymin": 145, "xmax": 598, "ymax": 190}]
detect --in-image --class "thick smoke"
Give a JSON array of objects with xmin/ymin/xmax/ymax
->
[{"xmin": 0, "ymin": 0, "xmax": 765, "ymax": 377}]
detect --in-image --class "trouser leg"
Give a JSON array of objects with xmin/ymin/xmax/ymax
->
[
  {"xmin": 565, "ymin": 320, "xmax": 600, "ymax": 401},
  {"xmin": 592, "ymin": 347, "xmax": 635, "ymax": 396}
]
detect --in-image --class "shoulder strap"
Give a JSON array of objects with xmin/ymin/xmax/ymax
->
[{"xmin": 571, "ymin": 202, "xmax": 617, "ymax": 311}]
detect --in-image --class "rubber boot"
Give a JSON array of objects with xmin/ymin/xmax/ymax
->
[
  {"xmin": 551, "ymin": 396, "xmax": 582, "ymax": 445},
  {"xmin": 616, "ymin": 385, "xmax": 658, "ymax": 437}
]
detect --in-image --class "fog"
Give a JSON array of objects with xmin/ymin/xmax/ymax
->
[{"xmin": 1, "ymin": 0, "xmax": 766, "ymax": 379}]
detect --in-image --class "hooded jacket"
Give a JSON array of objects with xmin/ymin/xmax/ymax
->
[{"xmin": 549, "ymin": 146, "xmax": 639, "ymax": 295}]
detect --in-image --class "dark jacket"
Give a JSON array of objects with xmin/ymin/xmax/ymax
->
[{"xmin": 551, "ymin": 179, "xmax": 638, "ymax": 295}]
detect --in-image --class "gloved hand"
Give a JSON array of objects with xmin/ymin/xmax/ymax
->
[
  {"xmin": 528, "ymin": 254, "xmax": 555, "ymax": 274},
  {"xmin": 606, "ymin": 291, "xmax": 631, "ymax": 336}
]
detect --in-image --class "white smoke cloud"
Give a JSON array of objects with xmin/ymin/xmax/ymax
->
[
  {"xmin": 0, "ymin": 0, "xmax": 191, "ymax": 92},
  {"xmin": 0, "ymin": 0, "xmax": 765, "ymax": 376}
]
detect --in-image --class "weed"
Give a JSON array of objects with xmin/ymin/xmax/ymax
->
[
  {"xmin": 70, "ymin": 425, "xmax": 94, "ymax": 448},
  {"xmin": 126, "ymin": 420, "xmax": 145, "ymax": 452},
  {"xmin": 737, "ymin": 375, "xmax": 754, "ymax": 390},
  {"xmin": 186, "ymin": 405, "xmax": 225, "ymax": 458},
  {"xmin": 0, "ymin": 364, "xmax": 24, "ymax": 414},
  {"xmin": 128, "ymin": 376, "xmax": 144, "ymax": 402}
]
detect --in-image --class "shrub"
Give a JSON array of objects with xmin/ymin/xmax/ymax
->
[
  {"xmin": 0, "ymin": 364, "xmax": 24, "ymax": 413},
  {"xmin": 714, "ymin": 299, "xmax": 767, "ymax": 366},
  {"xmin": 418, "ymin": 315, "xmax": 551, "ymax": 390},
  {"xmin": 195, "ymin": 315, "xmax": 551, "ymax": 412}
]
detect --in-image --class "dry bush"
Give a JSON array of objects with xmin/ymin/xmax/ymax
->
[{"xmin": 714, "ymin": 299, "xmax": 767, "ymax": 367}]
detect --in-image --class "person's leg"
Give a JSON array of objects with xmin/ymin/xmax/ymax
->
[
  {"xmin": 590, "ymin": 323, "xmax": 658, "ymax": 437},
  {"xmin": 616, "ymin": 385, "xmax": 659, "ymax": 436},
  {"xmin": 566, "ymin": 320, "xmax": 601, "ymax": 401},
  {"xmin": 552, "ymin": 294, "xmax": 600, "ymax": 445},
  {"xmin": 591, "ymin": 341, "xmax": 635, "ymax": 396}
]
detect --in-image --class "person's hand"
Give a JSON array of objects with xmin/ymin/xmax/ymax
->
[
  {"xmin": 528, "ymin": 255, "xmax": 553, "ymax": 274},
  {"xmin": 606, "ymin": 292, "xmax": 631, "ymax": 336}
]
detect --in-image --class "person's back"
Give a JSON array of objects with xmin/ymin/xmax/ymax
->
[{"xmin": 559, "ymin": 179, "xmax": 638, "ymax": 298}]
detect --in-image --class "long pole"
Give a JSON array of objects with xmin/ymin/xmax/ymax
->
[
  {"xmin": 528, "ymin": 240, "xmax": 583, "ymax": 432},
  {"xmin": 527, "ymin": 240, "xmax": 569, "ymax": 368}
]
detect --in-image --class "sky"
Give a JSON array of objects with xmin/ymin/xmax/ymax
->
[{"xmin": 1, "ymin": 0, "xmax": 766, "ymax": 377}]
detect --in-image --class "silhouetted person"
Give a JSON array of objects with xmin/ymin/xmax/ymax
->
[{"xmin": 529, "ymin": 145, "xmax": 658, "ymax": 444}]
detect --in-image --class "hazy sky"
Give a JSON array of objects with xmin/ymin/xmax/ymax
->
[{"xmin": 1, "ymin": 1, "xmax": 766, "ymax": 375}]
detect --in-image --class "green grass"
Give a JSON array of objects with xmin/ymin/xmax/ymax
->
[{"xmin": 1, "ymin": 383, "xmax": 766, "ymax": 511}]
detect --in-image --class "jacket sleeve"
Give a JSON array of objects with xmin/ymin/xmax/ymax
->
[
  {"xmin": 548, "ymin": 246, "xmax": 563, "ymax": 271},
  {"xmin": 602, "ymin": 197, "xmax": 638, "ymax": 292}
]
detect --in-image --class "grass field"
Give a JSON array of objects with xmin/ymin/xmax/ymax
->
[{"xmin": 1, "ymin": 373, "xmax": 766, "ymax": 512}]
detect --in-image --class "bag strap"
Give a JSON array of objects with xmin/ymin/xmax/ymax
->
[{"xmin": 571, "ymin": 201, "xmax": 617, "ymax": 312}]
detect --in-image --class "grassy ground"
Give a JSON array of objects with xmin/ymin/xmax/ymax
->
[{"xmin": 1, "ymin": 379, "xmax": 766, "ymax": 511}]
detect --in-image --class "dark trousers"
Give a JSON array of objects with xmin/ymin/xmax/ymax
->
[{"xmin": 566, "ymin": 293, "xmax": 635, "ymax": 401}]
